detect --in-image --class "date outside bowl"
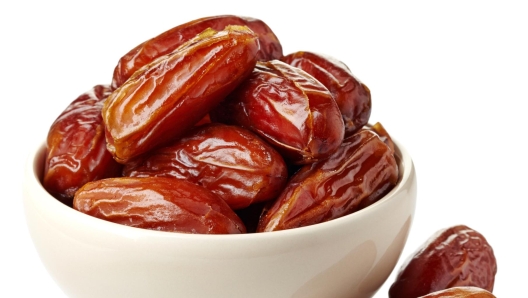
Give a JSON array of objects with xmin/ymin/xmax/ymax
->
[{"xmin": 23, "ymin": 138, "xmax": 417, "ymax": 298}]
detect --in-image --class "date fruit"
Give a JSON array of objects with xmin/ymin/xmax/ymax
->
[
  {"xmin": 362, "ymin": 122, "xmax": 395, "ymax": 153},
  {"xmin": 43, "ymin": 85, "xmax": 122, "ymax": 205},
  {"xmin": 282, "ymin": 51, "xmax": 371, "ymax": 135},
  {"xmin": 210, "ymin": 60, "xmax": 345, "ymax": 164},
  {"xmin": 102, "ymin": 25, "xmax": 259, "ymax": 163},
  {"xmin": 73, "ymin": 176, "xmax": 246, "ymax": 234},
  {"xmin": 388, "ymin": 225, "xmax": 497, "ymax": 298},
  {"xmin": 418, "ymin": 287, "xmax": 496, "ymax": 298},
  {"xmin": 124, "ymin": 123, "xmax": 288, "ymax": 210},
  {"xmin": 111, "ymin": 15, "xmax": 283, "ymax": 89},
  {"xmin": 257, "ymin": 130, "xmax": 398, "ymax": 232}
]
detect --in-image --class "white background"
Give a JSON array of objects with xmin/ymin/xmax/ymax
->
[{"xmin": 1, "ymin": 1, "xmax": 526, "ymax": 297}]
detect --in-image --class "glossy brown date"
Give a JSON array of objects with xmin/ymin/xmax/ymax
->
[
  {"xmin": 362, "ymin": 122, "xmax": 395, "ymax": 153},
  {"xmin": 257, "ymin": 130, "xmax": 398, "ymax": 232},
  {"xmin": 73, "ymin": 177, "xmax": 246, "ymax": 234},
  {"xmin": 210, "ymin": 60, "xmax": 345, "ymax": 164},
  {"xmin": 389, "ymin": 225, "xmax": 497, "ymax": 298},
  {"xmin": 111, "ymin": 15, "xmax": 283, "ymax": 89},
  {"xmin": 43, "ymin": 85, "xmax": 122, "ymax": 205},
  {"xmin": 282, "ymin": 51, "xmax": 371, "ymax": 136},
  {"xmin": 102, "ymin": 25, "xmax": 259, "ymax": 163},
  {"xmin": 123, "ymin": 123, "xmax": 288, "ymax": 210},
  {"xmin": 418, "ymin": 287, "xmax": 496, "ymax": 298}
]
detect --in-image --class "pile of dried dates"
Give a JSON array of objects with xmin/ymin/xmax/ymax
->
[
  {"xmin": 42, "ymin": 15, "xmax": 393, "ymax": 234},
  {"xmin": 41, "ymin": 15, "xmax": 497, "ymax": 297}
]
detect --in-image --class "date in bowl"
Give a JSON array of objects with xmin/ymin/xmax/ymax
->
[{"xmin": 23, "ymin": 139, "xmax": 416, "ymax": 298}]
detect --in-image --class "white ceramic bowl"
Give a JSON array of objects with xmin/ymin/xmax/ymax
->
[{"xmin": 23, "ymin": 139, "xmax": 416, "ymax": 298}]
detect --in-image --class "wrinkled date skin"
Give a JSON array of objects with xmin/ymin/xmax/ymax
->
[
  {"xmin": 102, "ymin": 25, "xmax": 259, "ymax": 163},
  {"xmin": 389, "ymin": 225, "xmax": 497, "ymax": 298},
  {"xmin": 418, "ymin": 287, "xmax": 496, "ymax": 298},
  {"xmin": 362, "ymin": 122, "xmax": 395, "ymax": 153},
  {"xmin": 43, "ymin": 85, "xmax": 122, "ymax": 205},
  {"xmin": 210, "ymin": 60, "xmax": 345, "ymax": 164},
  {"xmin": 124, "ymin": 123, "xmax": 288, "ymax": 210},
  {"xmin": 73, "ymin": 177, "xmax": 246, "ymax": 234},
  {"xmin": 282, "ymin": 51, "xmax": 371, "ymax": 136},
  {"xmin": 111, "ymin": 15, "xmax": 283, "ymax": 89},
  {"xmin": 257, "ymin": 130, "xmax": 398, "ymax": 232}
]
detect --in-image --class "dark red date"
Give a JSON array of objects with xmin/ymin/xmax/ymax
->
[
  {"xmin": 210, "ymin": 60, "xmax": 345, "ymax": 164},
  {"xmin": 43, "ymin": 85, "xmax": 122, "ymax": 205},
  {"xmin": 123, "ymin": 124, "xmax": 288, "ymax": 210},
  {"xmin": 257, "ymin": 130, "xmax": 398, "ymax": 232},
  {"xmin": 282, "ymin": 51, "xmax": 371, "ymax": 135},
  {"xmin": 418, "ymin": 287, "xmax": 496, "ymax": 298},
  {"xmin": 102, "ymin": 25, "xmax": 259, "ymax": 163},
  {"xmin": 389, "ymin": 225, "xmax": 497, "ymax": 298},
  {"xmin": 111, "ymin": 15, "xmax": 283, "ymax": 89},
  {"xmin": 73, "ymin": 177, "xmax": 246, "ymax": 234}
]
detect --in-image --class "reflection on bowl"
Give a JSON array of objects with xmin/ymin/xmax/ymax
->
[{"xmin": 23, "ymin": 139, "xmax": 416, "ymax": 298}]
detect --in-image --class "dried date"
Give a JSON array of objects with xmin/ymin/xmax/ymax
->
[
  {"xmin": 73, "ymin": 177, "xmax": 246, "ymax": 234},
  {"xmin": 102, "ymin": 25, "xmax": 259, "ymax": 163},
  {"xmin": 111, "ymin": 15, "xmax": 283, "ymax": 89},
  {"xmin": 282, "ymin": 51, "xmax": 371, "ymax": 135},
  {"xmin": 362, "ymin": 122, "xmax": 395, "ymax": 153},
  {"xmin": 388, "ymin": 225, "xmax": 497, "ymax": 298},
  {"xmin": 124, "ymin": 123, "xmax": 288, "ymax": 210},
  {"xmin": 418, "ymin": 287, "xmax": 496, "ymax": 298},
  {"xmin": 43, "ymin": 85, "xmax": 122, "ymax": 205},
  {"xmin": 257, "ymin": 130, "xmax": 398, "ymax": 232},
  {"xmin": 210, "ymin": 60, "xmax": 345, "ymax": 164}
]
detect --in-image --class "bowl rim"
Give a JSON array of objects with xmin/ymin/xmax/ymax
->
[{"xmin": 24, "ymin": 137, "xmax": 415, "ymax": 242}]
